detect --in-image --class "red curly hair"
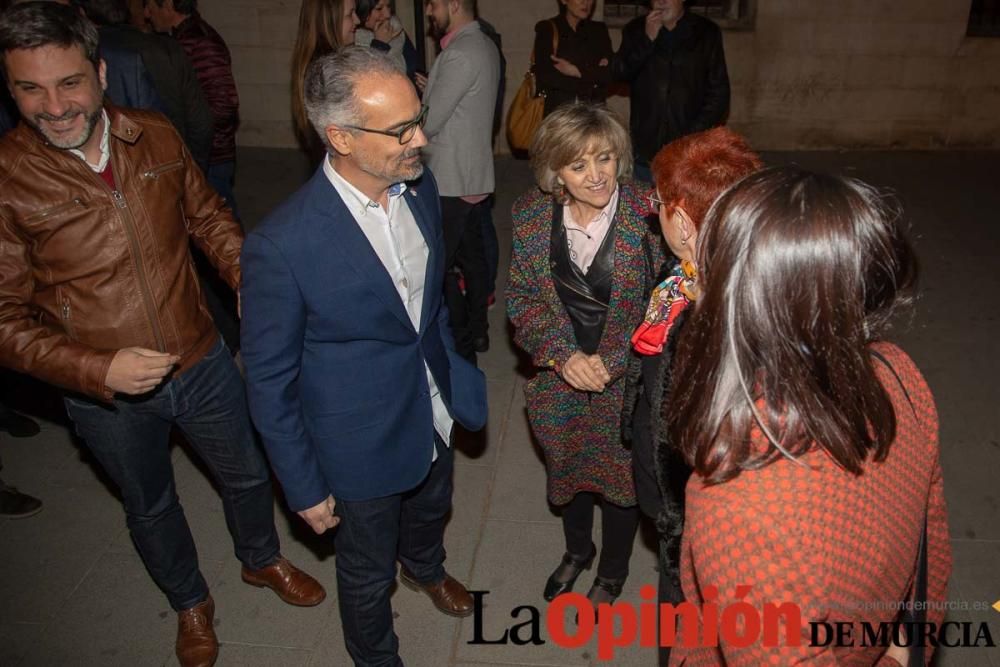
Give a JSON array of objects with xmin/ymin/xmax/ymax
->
[{"xmin": 650, "ymin": 127, "xmax": 763, "ymax": 228}]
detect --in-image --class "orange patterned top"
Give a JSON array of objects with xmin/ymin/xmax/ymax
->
[{"xmin": 670, "ymin": 342, "xmax": 951, "ymax": 666}]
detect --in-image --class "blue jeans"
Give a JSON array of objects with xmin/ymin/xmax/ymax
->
[
  {"xmin": 334, "ymin": 439, "xmax": 453, "ymax": 667},
  {"xmin": 207, "ymin": 160, "xmax": 239, "ymax": 221},
  {"xmin": 63, "ymin": 337, "xmax": 279, "ymax": 611}
]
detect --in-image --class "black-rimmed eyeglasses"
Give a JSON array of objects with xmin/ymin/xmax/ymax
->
[{"xmin": 342, "ymin": 105, "xmax": 429, "ymax": 145}]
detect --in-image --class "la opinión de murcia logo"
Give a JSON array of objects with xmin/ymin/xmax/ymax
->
[{"xmin": 466, "ymin": 586, "xmax": 998, "ymax": 661}]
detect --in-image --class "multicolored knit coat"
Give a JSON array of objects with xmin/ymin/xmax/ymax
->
[{"xmin": 506, "ymin": 182, "xmax": 662, "ymax": 507}]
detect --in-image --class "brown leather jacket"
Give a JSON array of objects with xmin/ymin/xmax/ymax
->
[{"xmin": 0, "ymin": 105, "xmax": 243, "ymax": 401}]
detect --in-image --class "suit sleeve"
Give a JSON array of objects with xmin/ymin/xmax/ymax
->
[
  {"xmin": 611, "ymin": 20, "xmax": 655, "ymax": 83},
  {"xmin": 688, "ymin": 25, "xmax": 730, "ymax": 132},
  {"xmin": 175, "ymin": 43, "xmax": 213, "ymax": 171},
  {"xmin": 0, "ymin": 211, "xmax": 117, "ymax": 400},
  {"xmin": 178, "ymin": 136, "xmax": 243, "ymax": 290},
  {"xmin": 240, "ymin": 232, "xmax": 329, "ymax": 512}
]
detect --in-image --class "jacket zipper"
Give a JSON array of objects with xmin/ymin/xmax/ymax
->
[
  {"xmin": 24, "ymin": 197, "xmax": 84, "ymax": 224},
  {"xmin": 110, "ymin": 189, "xmax": 167, "ymax": 352},
  {"xmin": 142, "ymin": 160, "xmax": 183, "ymax": 180}
]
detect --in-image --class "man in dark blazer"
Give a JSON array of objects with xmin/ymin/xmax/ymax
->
[{"xmin": 240, "ymin": 47, "xmax": 487, "ymax": 667}]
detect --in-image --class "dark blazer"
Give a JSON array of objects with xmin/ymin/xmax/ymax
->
[
  {"xmin": 240, "ymin": 167, "xmax": 487, "ymax": 510},
  {"xmin": 534, "ymin": 14, "xmax": 613, "ymax": 117},
  {"xmin": 612, "ymin": 11, "xmax": 730, "ymax": 164},
  {"xmin": 101, "ymin": 42, "xmax": 165, "ymax": 115},
  {"xmin": 99, "ymin": 24, "xmax": 213, "ymax": 170}
]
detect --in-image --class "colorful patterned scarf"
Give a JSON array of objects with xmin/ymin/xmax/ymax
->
[{"xmin": 630, "ymin": 262, "xmax": 697, "ymax": 356}]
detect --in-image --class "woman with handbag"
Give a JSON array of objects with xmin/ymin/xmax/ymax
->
[
  {"xmin": 665, "ymin": 166, "xmax": 952, "ymax": 665},
  {"xmin": 621, "ymin": 126, "xmax": 762, "ymax": 666},
  {"xmin": 507, "ymin": 103, "xmax": 661, "ymax": 609},
  {"xmin": 534, "ymin": 0, "xmax": 613, "ymax": 117}
]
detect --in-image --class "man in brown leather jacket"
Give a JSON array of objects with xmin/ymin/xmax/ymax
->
[{"xmin": 0, "ymin": 5, "xmax": 324, "ymax": 666}]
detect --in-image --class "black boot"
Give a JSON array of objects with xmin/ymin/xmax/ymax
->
[
  {"xmin": 0, "ymin": 481, "xmax": 42, "ymax": 519},
  {"xmin": 543, "ymin": 542, "xmax": 596, "ymax": 601},
  {"xmin": 0, "ymin": 409, "xmax": 40, "ymax": 438}
]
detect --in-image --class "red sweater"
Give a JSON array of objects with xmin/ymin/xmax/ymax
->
[
  {"xmin": 671, "ymin": 342, "xmax": 951, "ymax": 666},
  {"xmin": 173, "ymin": 13, "xmax": 238, "ymax": 165}
]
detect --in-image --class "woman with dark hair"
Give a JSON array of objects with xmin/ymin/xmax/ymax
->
[
  {"xmin": 291, "ymin": 0, "xmax": 360, "ymax": 155},
  {"xmin": 353, "ymin": 0, "xmax": 418, "ymax": 80},
  {"xmin": 667, "ymin": 167, "xmax": 951, "ymax": 665},
  {"xmin": 622, "ymin": 126, "xmax": 761, "ymax": 665},
  {"xmin": 533, "ymin": 0, "xmax": 613, "ymax": 117},
  {"xmin": 507, "ymin": 103, "xmax": 661, "ymax": 609}
]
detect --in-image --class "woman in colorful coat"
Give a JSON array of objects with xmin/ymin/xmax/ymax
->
[{"xmin": 507, "ymin": 102, "xmax": 662, "ymax": 608}]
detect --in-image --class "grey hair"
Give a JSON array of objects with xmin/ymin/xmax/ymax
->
[{"xmin": 303, "ymin": 46, "xmax": 404, "ymax": 151}]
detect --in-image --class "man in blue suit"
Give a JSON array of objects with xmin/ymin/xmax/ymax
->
[{"xmin": 240, "ymin": 47, "xmax": 487, "ymax": 667}]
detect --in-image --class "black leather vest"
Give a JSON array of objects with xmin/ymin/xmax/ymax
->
[{"xmin": 549, "ymin": 203, "xmax": 617, "ymax": 355}]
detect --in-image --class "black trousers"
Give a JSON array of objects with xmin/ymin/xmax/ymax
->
[
  {"xmin": 440, "ymin": 197, "xmax": 490, "ymax": 357},
  {"xmin": 561, "ymin": 491, "xmax": 640, "ymax": 581}
]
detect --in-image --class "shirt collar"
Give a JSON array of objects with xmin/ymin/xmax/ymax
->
[
  {"xmin": 322, "ymin": 156, "xmax": 408, "ymax": 216},
  {"xmin": 68, "ymin": 108, "xmax": 111, "ymax": 173}
]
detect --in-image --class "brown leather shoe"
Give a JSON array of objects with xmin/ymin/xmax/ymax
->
[
  {"xmin": 241, "ymin": 556, "xmax": 326, "ymax": 606},
  {"xmin": 398, "ymin": 567, "xmax": 474, "ymax": 617},
  {"xmin": 176, "ymin": 595, "xmax": 218, "ymax": 667}
]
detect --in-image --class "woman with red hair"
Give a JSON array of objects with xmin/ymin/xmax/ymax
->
[{"xmin": 622, "ymin": 126, "xmax": 762, "ymax": 665}]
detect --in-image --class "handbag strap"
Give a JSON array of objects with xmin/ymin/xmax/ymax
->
[
  {"xmin": 529, "ymin": 19, "xmax": 560, "ymax": 67},
  {"xmin": 869, "ymin": 348, "xmax": 927, "ymax": 667}
]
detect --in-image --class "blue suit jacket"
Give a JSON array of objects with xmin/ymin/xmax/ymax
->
[{"xmin": 241, "ymin": 166, "xmax": 487, "ymax": 509}]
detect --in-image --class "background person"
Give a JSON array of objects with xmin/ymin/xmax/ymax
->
[
  {"xmin": 354, "ymin": 0, "xmax": 417, "ymax": 81},
  {"xmin": 533, "ymin": 0, "xmax": 612, "ymax": 118},
  {"xmin": 666, "ymin": 167, "xmax": 951, "ymax": 665},
  {"xmin": 506, "ymin": 103, "xmax": 661, "ymax": 609},
  {"xmin": 612, "ymin": 0, "xmax": 730, "ymax": 183},
  {"xmin": 622, "ymin": 126, "xmax": 762, "ymax": 666},
  {"xmin": 291, "ymin": 0, "xmax": 360, "ymax": 159}
]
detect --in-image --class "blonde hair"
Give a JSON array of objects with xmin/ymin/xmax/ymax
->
[
  {"xmin": 529, "ymin": 102, "xmax": 633, "ymax": 196},
  {"xmin": 291, "ymin": 0, "xmax": 354, "ymax": 147}
]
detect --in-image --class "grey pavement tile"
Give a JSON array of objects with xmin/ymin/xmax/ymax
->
[
  {"xmin": 0, "ymin": 622, "xmax": 44, "ymax": 667},
  {"xmin": 454, "ymin": 520, "xmax": 592, "ymax": 666},
  {"xmin": 0, "ymin": 483, "xmax": 123, "ymax": 623},
  {"xmin": 306, "ymin": 623, "xmax": 352, "ymax": 667},
  {"xmin": 207, "ymin": 562, "xmax": 336, "ymax": 650},
  {"xmin": 212, "ymin": 644, "xmax": 312, "ymax": 666},
  {"xmin": 446, "ymin": 464, "xmax": 495, "ymax": 583},
  {"xmin": 496, "ymin": 388, "xmax": 546, "ymax": 470},
  {"xmin": 18, "ymin": 550, "xmax": 183, "ymax": 666},
  {"xmin": 488, "ymin": 461, "xmax": 558, "ymax": 525},
  {"xmin": 941, "ymin": 439, "xmax": 1000, "ymax": 541},
  {"xmin": 949, "ymin": 541, "xmax": 1000, "ymax": 619}
]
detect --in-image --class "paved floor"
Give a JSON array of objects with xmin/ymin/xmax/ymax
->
[{"xmin": 1, "ymin": 151, "xmax": 998, "ymax": 667}]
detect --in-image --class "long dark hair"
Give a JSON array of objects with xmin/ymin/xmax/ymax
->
[{"xmin": 667, "ymin": 167, "xmax": 918, "ymax": 484}]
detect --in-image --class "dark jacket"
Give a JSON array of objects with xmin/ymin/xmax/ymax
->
[
  {"xmin": 0, "ymin": 105, "xmax": 242, "ymax": 401},
  {"xmin": 533, "ymin": 14, "xmax": 613, "ymax": 117},
  {"xmin": 173, "ymin": 12, "xmax": 239, "ymax": 165},
  {"xmin": 99, "ymin": 24, "xmax": 213, "ymax": 170},
  {"xmin": 101, "ymin": 42, "xmax": 165, "ymax": 114},
  {"xmin": 612, "ymin": 11, "xmax": 730, "ymax": 165}
]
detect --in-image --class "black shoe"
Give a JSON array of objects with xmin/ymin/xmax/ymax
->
[
  {"xmin": 472, "ymin": 336, "xmax": 489, "ymax": 353},
  {"xmin": 586, "ymin": 575, "xmax": 626, "ymax": 607},
  {"xmin": 543, "ymin": 543, "xmax": 596, "ymax": 601},
  {"xmin": 0, "ymin": 410, "xmax": 40, "ymax": 438},
  {"xmin": 0, "ymin": 484, "xmax": 42, "ymax": 519}
]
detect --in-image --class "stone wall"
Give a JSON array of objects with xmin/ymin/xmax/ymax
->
[{"xmin": 200, "ymin": 0, "xmax": 1000, "ymax": 151}]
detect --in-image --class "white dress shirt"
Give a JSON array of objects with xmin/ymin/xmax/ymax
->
[
  {"xmin": 69, "ymin": 109, "xmax": 111, "ymax": 172},
  {"xmin": 323, "ymin": 158, "xmax": 454, "ymax": 459}
]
